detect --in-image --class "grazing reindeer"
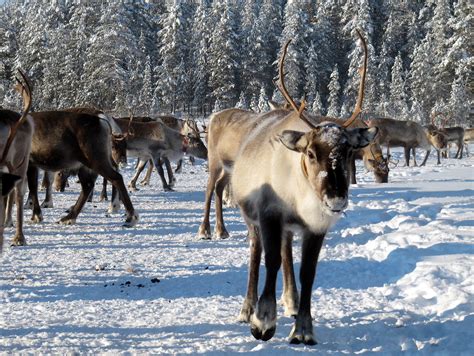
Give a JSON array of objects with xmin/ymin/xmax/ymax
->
[
  {"xmin": 365, "ymin": 118, "xmax": 446, "ymax": 166},
  {"xmin": 26, "ymin": 109, "xmax": 138, "ymax": 230},
  {"xmin": 132, "ymin": 116, "xmax": 204, "ymax": 189},
  {"xmin": 0, "ymin": 69, "xmax": 34, "ymax": 249},
  {"xmin": 114, "ymin": 117, "xmax": 207, "ymax": 192},
  {"xmin": 231, "ymin": 31, "xmax": 377, "ymax": 345}
]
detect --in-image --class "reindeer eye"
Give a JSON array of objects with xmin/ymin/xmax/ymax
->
[{"xmin": 307, "ymin": 150, "xmax": 316, "ymax": 160}]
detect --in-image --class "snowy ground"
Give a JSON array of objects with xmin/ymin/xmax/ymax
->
[{"xmin": 1, "ymin": 148, "xmax": 473, "ymax": 355}]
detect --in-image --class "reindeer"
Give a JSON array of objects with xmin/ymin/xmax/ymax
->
[
  {"xmin": 25, "ymin": 108, "xmax": 138, "ymax": 230},
  {"xmin": 364, "ymin": 117, "xmax": 446, "ymax": 166},
  {"xmin": 131, "ymin": 116, "xmax": 204, "ymax": 189},
  {"xmin": 113, "ymin": 117, "xmax": 207, "ymax": 192},
  {"xmin": 0, "ymin": 69, "xmax": 34, "ymax": 250},
  {"xmin": 268, "ymin": 101, "xmax": 389, "ymax": 184},
  {"xmin": 231, "ymin": 31, "xmax": 378, "ymax": 345},
  {"xmin": 463, "ymin": 128, "xmax": 474, "ymax": 156},
  {"xmin": 427, "ymin": 112, "xmax": 464, "ymax": 159},
  {"xmin": 25, "ymin": 107, "xmax": 128, "ymax": 212}
]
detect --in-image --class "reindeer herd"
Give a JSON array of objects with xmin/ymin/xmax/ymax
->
[{"xmin": 1, "ymin": 31, "xmax": 472, "ymax": 346}]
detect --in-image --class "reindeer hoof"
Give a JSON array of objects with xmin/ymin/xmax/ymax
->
[
  {"xmin": 123, "ymin": 214, "xmax": 139, "ymax": 227},
  {"xmin": 163, "ymin": 186, "xmax": 174, "ymax": 192},
  {"xmin": 108, "ymin": 204, "xmax": 120, "ymax": 214},
  {"xmin": 197, "ymin": 226, "xmax": 211, "ymax": 240},
  {"xmin": 41, "ymin": 201, "xmax": 54, "ymax": 208},
  {"xmin": 31, "ymin": 214, "xmax": 43, "ymax": 223},
  {"xmin": 251, "ymin": 325, "xmax": 276, "ymax": 342},
  {"xmin": 59, "ymin": 217, "xmax": 76, "ymax": 225},
  {"xmin": 11, "ymin": 236, "xmax": 27, "ymax": 247},
  {"xmin": 215, "ymin": 230, "xmax": 230, "ymax": 240},
  {"xmin": 250, "ymin": 313, "xmax": 277, "ymax": 342},
  {"xmin": 288, "ymin": 323, "xmax": 317, "ymax": 345}
]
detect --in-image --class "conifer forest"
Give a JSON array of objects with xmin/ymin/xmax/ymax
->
[{"xmin": 0, "ymin": 0, "xmax": 472, "ymax": 126}]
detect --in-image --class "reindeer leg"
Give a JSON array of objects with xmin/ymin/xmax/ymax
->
[
  {"xmin": 11, "ymin": 179, "xmax": 27, "ymax": 246},
  {"xmin": 59, "ymin": 167, "xmax": 97, "ymax": 225},
  {"xmin": 108, "ymin": 180, "xmax": 121, "ymax": 214},
  {"xmin": 189, "ymin": 155, "xmax": 195, "ymax": 166},
  {"xmin": 420, "ymin": 149, "xmax": 430, "ymax": 166},
  {"xmin": 174, "ymin": 159, "xmax": 183, "ymax": 173},
  {"xmin": 41, "ymin": 171, "xmax": 54, "ymax": 208},
  {"xmin": 97, "ymin": 166, "xmax": 138, "ymax": 227},
  {"xmin": 197, "ymin": 165, "xmax": 220, "ymax": 239},
  {"xmin": 214, "ymin": 171, "xmax": 230, "ymax": 239},
  {"xmin": 404, "ymin": 147, "xmax": 411, "ymax": 166},
  {"xmin": 140, "ymin": 159, "xmax": 154, "ymax": 186},
  {"xmin": 129, "ymin": 159, "xmax": 148, "ymax": 191},
  {"xmin": 349, "ymin": 153, "xmax": 357, "ymax": 184},
  {"xmin": 289, "ymin": 233, "xmax": 324, "ymax": 345},
  {"xmin": 99, "ymin": 176, "xmax": 108, "ymax": 202},
  {"xmin": 239, "ymin": 223, "xmax": 261, "ymax": 323},
  {"xmin": 281, "ymin": 232, "xmax": 298, "ymax": 317},
  {"xmin": 163, "ymin": 157, "xmax": 176, "ymax": 188},
  {"xmin": 154, "ymin": 157, "xmax": 173, "ymax": 192},
  {"xmin": 412, "ymin": 148, "xmax": 418, "ymax": 166},
  {"xmin": 250, "ymin": 213, "xmax": 282, "ymax": 342},
  {"xmin": 27, "ymin": 165, "xmax": 43, "ymax": 223}
]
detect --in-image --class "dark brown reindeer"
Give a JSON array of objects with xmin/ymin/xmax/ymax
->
[
  {"xmin": 25, "ymin": 107, "xmax": 138, "ymax": 231},
  {"xmin": 0, "ymin": 69, "xmax": 34, "ymax": 250},
  {"xmin": 231, "ymin": 31, "xmax": 378, "ymax": 345},
  {"xmin": 25, "ymin": 107, "xmax": 129, "ymax": 213}
]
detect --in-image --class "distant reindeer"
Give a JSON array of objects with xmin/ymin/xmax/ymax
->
[
  {"xmin": 129, "ymin": 115, "xmax": 204, "ymax": 189},
  {"xmin": 428, "ymin": 112, "xmax": 464, "ymax": 159},
  {"xmin": 113, "ymin": 117, "xmax": 207, "ymax": 192},
  {"xmin": 365, "ymin": 118, "xmax": 447, "ymax": 166},
  {"xmin": 463, "ymin": 128, "xmax": 474, "ymax": 156},
  {"xmin": 226, "ymin": 31, "xmax": 377, "ymax": 345},
  {"xmin": 0, "ymin": 69, "xmax": 34, "ymax": 250}
]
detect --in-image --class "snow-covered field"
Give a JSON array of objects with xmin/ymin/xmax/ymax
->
[{"xmin": 1, "ymin": 149, "xmax": 473, "ymax": 355}]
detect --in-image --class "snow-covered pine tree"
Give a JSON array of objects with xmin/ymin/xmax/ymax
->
[
  {"xmin": 157, "ymin": 2, "xmax": 189, "ymax": 113},
  {"xmin": 389, "ymin": 54, "xmax": 409, "ymax": 120},
  {"xmin": 448, "ymin": 61, "xmax": 471, "ymax": 126},
  {"xmin": 327, "ymin": 65, "xmax": 341, "ymax": 117},
  {"xmin": 311, "ymin": 91, "xmax": 323, "ymax": 116},
  {"xmin": 208, "ymin": 0, "xmax": 239, "ymax": 109}
]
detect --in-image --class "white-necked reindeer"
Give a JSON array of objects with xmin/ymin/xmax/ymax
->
[{"xmin": 230, "ymin": 31, "xmax": 377, "ymax": 345}]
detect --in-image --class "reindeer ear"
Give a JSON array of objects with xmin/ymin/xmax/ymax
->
[
  {"xmin": 347, "ymin": 127, "xmax": 378, "ymax": 149},
  {"xmin": 0, "ymin": 172, "xmax": 21, "ymax": 196},
  {"xmin": 278, "ymin": 130, "xmax": 308, "ymax": 152}
]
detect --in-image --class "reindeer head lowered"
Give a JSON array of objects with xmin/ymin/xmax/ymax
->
[{"xmin": 276, "ymin": 31, "xmax": 377, "ymax": 213}]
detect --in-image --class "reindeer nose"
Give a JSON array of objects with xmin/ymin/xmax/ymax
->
[{"xmin": 324, "ymin": 197, "xmax": 348, "ymax": 213}]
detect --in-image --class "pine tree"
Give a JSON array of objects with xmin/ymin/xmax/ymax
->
[
  {"xmin": 208, "ymin": 0, "xmax": 239, "ymax": 108},
  {"xmin": 389, "ymin": 54, "xmax": 409, "ymax": 119},
  {"xmin": 311, "ymin": 91, "xmax": 323, "ymax": 116},
  {"xmin": 327, "ymin": 65, "xmax": 341, "ymax": 117},
  {"xmin": 448, "ymin": 61, "xmax": 471, "ymax": 126}
]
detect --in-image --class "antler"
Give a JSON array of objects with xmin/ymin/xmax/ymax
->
[
  {"xmin": 342, "ymin": 29, "xmax": 368, "ymax": 128},
  {"xmin": 277, "ymin": 39, "xmax": 316, "ymax": 129},
  {"xmin": 0, "ymin": 69, "xmax": 32, "ymax": 167},
  {"xmin": 441, "ymin": 113, "xmax": 452, "ymax": 128},
  {"xmin": 430, "ymin": 112, "xmax": 444, "ymax": 126}
]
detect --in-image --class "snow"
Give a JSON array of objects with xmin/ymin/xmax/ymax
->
[{"xmin": 1, "ymin": 149, "xmax": 473, "ymax": 354}]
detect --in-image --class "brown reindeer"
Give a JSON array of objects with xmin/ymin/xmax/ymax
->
[
  {"xmin": 364, "ymin": 117, "xmax": 447, "ymax": 166},
  {"xmin": 232, "ymin": 31, "xmax": 377, "ymax": 345},
  {"xmin": 429, "ymin": 112, "xmax": 464, "ymax": 159},
  {"xmin": 0, "ymin": 69, "xmax": 34, "ymax": 250},
  {"xmin": 113, "ymin": 117, "xmax": 207, "ymax": 192},
  {"xmin": 26, "ymin": 109, "xmax": 138, "ymax": 230}
]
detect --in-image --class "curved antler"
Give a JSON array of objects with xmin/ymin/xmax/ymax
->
[
  {"xmin": 342, "ymin": 29, "xmax": 368, "ymax": 128},
  {"xmin": 277, "ymin": 39, "xmax": 316, "ymax": 129},
  {"xmin": 0, "ymin": 69, "xmax": 32, "ymax": 166}
]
